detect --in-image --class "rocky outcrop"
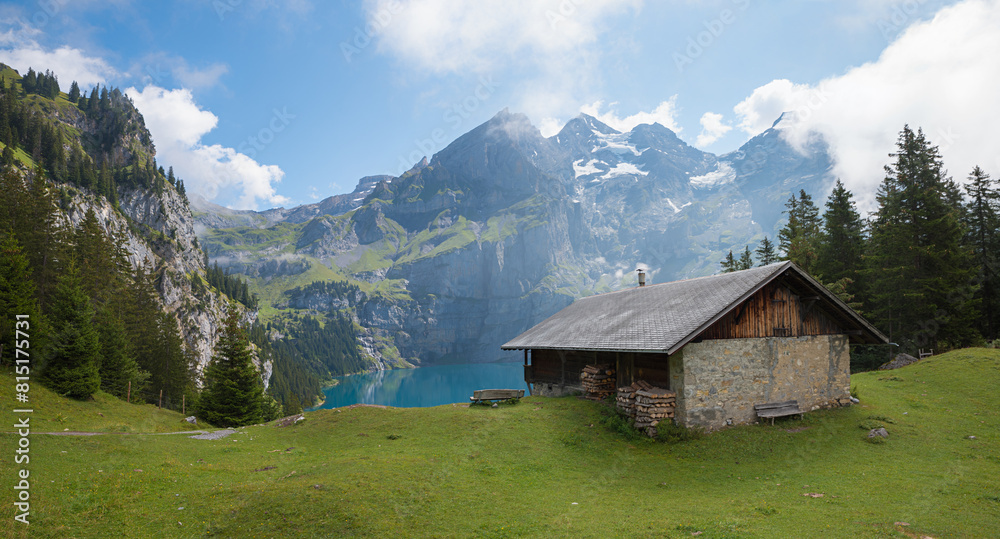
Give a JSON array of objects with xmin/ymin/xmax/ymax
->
[{"xmin": 57, "ymin": 184, "xmax": 268, "ymax": 387}]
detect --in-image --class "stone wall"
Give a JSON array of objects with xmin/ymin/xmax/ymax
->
[{"xmin": 669, "ymin": 335, "xmax": 850, "ymax": 430}]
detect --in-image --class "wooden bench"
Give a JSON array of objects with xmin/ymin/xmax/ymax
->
[
  {"xmin": 470, "ymin": 389, "xmax": 524, "ymax": 404},
  {"xmin": 754, "ymin": 400, "xmax": 804, "ymax": 425}
]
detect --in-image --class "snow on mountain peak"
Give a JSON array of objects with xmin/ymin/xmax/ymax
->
[
  {"xmin": 689, "ymin": 161, "xmax": 736, "ymax": 189},
  {"xmin": 573, "ymin": 158, "xmax": 604, "ymax": 178},
  {"xmin": 590, "ymin": 130, "xmax": 640, "ymax": 156},
  {"xmin": 601, "ymin": 162, "xmax": 647, "ymax": 180}
]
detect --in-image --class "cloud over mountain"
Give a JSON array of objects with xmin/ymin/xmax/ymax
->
[
  {"xmin": 127, "ymin": 85, "xmax": 289, "ymax": 211},
  {"xmin": 733, "ymin": 0, "xmax": 1000, "ymax": 209}
]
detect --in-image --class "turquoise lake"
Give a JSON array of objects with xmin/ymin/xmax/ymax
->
[{"xmin": 308, "ymin": 362, "xmax": 529, "ymax": 409}]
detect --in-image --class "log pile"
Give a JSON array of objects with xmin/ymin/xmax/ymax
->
[
  {"xmin": 580, "ymin": 364, "xmax": 615, "ymax": 400},
  {"xmin": 615, "ymin": 380, "xmax": 654, "ymax": 417},
  {"xmin": 615, "ymin": 381, "xmax": 677, "ymax": 436},
  {"xmin": 633, "ymin": 387, "xmax": 676, "ymax": 433}
]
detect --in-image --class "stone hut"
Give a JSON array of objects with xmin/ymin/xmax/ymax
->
[{"xmin": 501, "ymin": 261, "xmax": 887, "ymax": 430}]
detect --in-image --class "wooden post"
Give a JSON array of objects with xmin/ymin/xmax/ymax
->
[
  {"xmin": 127, "ymin": 381, "xmax": 131, "ymax": 403},
  {"xmin": 159, "ymin": 389, "xmax": 163, "ymax": 409},
  {"xmin": 182, "ymin": 394, "xmax": 186, "ymax": 415}
]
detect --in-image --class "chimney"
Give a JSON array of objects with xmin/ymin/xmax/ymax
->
[{"xmin": 636, "ymin": 268, "xmax": 646, "ymax": 287}]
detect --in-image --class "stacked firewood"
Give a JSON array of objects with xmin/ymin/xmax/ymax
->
[
  {"xmin": 633, "ymin": 387, "xmax": 676, "ymax": 432},
  {"xmin": 615, "ymin": 380, "xmax": 654, "ymax": 417},
  {"xmin": 580, "ymin": 364, "xmax": 615, "ymax": 400}
]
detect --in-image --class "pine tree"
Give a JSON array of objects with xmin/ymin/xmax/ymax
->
[
  {"xmin": 0, "ymin": 233, "xmax": 43, "ymax": 366},
  {"xmin": 962, "ymin": 166, "xmax": 1000, "ymax": 341},
  {"xmin": 738, "ymin": 246, "xmax": 754, "ymax": 270},
  {"xmin": 74, "ymin": 209, "xmax": 119, "ymax": 305},
  {"xmin": 23, "ymin": 167, "xmax": 64, "ymax": 310},
  {"xmin": 755, "ymin": 236, "xmax": 777, "ymax": 266},
  {"xmin": 720, "ymin": 250, "xmax": 737, "ymax": 273},
  {"xmin": 198, "ymin": 304, "xmax": 266, "ymax": 427},
  {"xmin": 86, "ymin": 87, "xmax": 99, "ymax": 114},
  {"xmin": 157, "ymin": 310, "xmax": 195, "ymax": 409},
  {"xmin": 68, "ymin": 81, "xmax": 80, "ymax": 103},
  {"xmin": 125, "ymin": 263, "xmax": 164, "ymax": 402},
  {"xmin": 284, "ymin": 392, "xmax": 303, "ymax": 415},
  {"xmin": 95, "ymin": 305, "xmax": 148, "ymax": 399},
  {"xmin": 815, "ymin": 179, "xmax": 866, "ymax": 294},
  {"xmin": 865, "ymin": 126, "xmax": 978, "ymax": 351},
  {"xmin": 22, "ymin": 68, "xmax": 36, "ymax": 94},
  {"xmin": 777, "ymin": 190, "xmax": 822, "ymax": 273},
  {"xmin": 39, "ymin": 263, "xmax": 100, "ymax": 399}
]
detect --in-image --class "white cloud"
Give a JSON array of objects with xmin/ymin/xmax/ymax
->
[
  {"xmin": 127, "ymin": 85, "xmax": 289, "ymax": 210},
  {"xmin": 0, "ymin": 42, "xmax": 114, "ymax": 91},
  {"xmin": 732, "ymin": 0, "xmax": 1000, "ymax": 210},
  {"xmin": 695, "ymin": 111, "xmax": 732, "ymax": 148},
  {"xmin": 580, "ymin": 98, "xmax": 682, "ymax": 133},
  {"xmin": 367, "ymin": 0, "xmax": 641, "ymax": 132},
  {"xmin": 368, "ymin": 0, "xmax": 639, "ymax": 73}
]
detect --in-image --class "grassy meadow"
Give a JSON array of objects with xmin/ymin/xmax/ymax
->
[{"xmin": 2, "ymin": 348, "xmax": 998, "ymax": 538}]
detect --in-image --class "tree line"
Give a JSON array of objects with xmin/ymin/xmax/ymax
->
[
  {"xmin": 0, "ymin": 167, "xmax": 286, "ymax": 426},
  {"xmin": 0, "ymin": 65, "xmax": 187, "ymax": 207},
  {"xmin": 0, "ymin": 65, "xmax": 301, "ymax": 426},
  {"xmin": 205, "ymin": 262, "xmax": 260, "ymax": 310},
  {"xmin": 722, "ymin": 125, "xmax": 998, "ymax": 367},
  {"xmin": 0, "ymin": 168, "xmax": 196, "ymax": 408}
]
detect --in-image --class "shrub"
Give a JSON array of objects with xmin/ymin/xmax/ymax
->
[
  {"xmin": 654, "ymin": 421, "xmax": 704, "ymax": 444},
  {"xmin": 598, "ymin": 406, "xmax": 644, "ymax": 441}
]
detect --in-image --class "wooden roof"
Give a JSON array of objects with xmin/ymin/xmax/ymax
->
[{"xmin": 501, "ymin": 261, "xmax": 887, "ymax": 354}]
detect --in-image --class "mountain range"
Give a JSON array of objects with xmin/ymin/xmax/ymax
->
[{"xmin": 194, "ymin": 108, "xmax": 837, "ymax": 367}]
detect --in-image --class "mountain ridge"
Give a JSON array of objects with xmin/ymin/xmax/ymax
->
[{"xmin": 196, "ymin": 108, "xmax": 836, "ymax": 366}]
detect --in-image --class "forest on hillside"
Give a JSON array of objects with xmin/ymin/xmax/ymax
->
[
  {"xmin": 723, "ymin": 126, "xmax": 999, "ymax": 369},
  {"xmin": 0, "ymin": 66, "xmax": 341, "ymax": 418}
]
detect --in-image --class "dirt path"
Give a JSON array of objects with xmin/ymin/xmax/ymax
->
[{"xmin": 18, "ymin": 429, "xmax": 235, "ymax": 439}]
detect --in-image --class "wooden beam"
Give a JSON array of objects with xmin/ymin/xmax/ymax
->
[{"xmin": 733, "ymin": 301, "xmax": 749, "ymax": 325}]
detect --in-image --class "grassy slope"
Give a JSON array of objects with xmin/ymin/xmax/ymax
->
[
  {"xmin": 0, "ymin": 376, "xmax": 205, "ymax": 435},
  {"xmin": 2, "ymin": 349, "xmax": 998, "ymax": 538}
]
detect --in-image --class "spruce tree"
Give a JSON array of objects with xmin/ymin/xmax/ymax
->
[
  {"xmin": 125, "ymin": 263, "xmax": 164, "ymax": 402},
  {"xmin": 198, "ymin": 304, "xmax": 266, "ymax": 427},
  {"xmin": 158, "ymin": 310, "xmax": 195, "ymax": 409},
  {"xmin": 68, "ymin": 81, "xmax": 80, "ymax": 103},
  {"xmin": 738, "ymin": 246, "xmax": 754, "ymax": 270},
  {"xmin": 962, "ymin": 166, "xmax": 1000, "ymax": 340},
  {"xmin": 865, "ymin": 126, "xmax": 978, "ymax": 351},
  {"xmin": 777, "ymin": 190, "xmax": 822, "ymax": 273},
  {"xmin": 39, "ymin": 263, "xmax": 100, "ymax": 399},
  {"xmin": 24, "ymin": 167, "xmax": 64, "ymax": 310},
  {"xmin": 95, "ymin": 305, "xmax": 147, "ymax": 399},
  {"xmin": 0, "ymin": 233, "xmax": 43, "ymax": 366},
  {"xmin": 720, "ymin": 250, "xmax": 737, "ymax": 273},
  {"xmin": 816, "ymin": 180, "xmax": 866, "ymax": 293},
  {"xmin": 755, "ymin": 236, "xmax": 777, "ymax": 266}
]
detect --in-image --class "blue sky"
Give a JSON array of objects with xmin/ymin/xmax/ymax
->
[{"xmin": 1, "ymin": 0, "xmax": 998, "ymax": 210}]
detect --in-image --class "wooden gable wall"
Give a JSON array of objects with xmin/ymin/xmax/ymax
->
[{"xmin": 696, "ymin": 280, "xmax": 845, "ymax": 341}]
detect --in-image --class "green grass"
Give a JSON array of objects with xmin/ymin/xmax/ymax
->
[
  {"xmin": 0, "ymin": 376, "xmax": 203, "ymax": 435},
  {"xmin": 5, "ymin": 349, "xmax": 997, "ymax": 537},
  {"xmin": 0, "ymin": 140, "xmax": 36, "ymax": 168}
]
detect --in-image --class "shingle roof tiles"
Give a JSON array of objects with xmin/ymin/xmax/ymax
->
[{"xmin": 501, "ymin": 261, "xmax": 885, "ymax": 353}]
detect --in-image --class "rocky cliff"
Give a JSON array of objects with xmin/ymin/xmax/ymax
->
[{"xmin": 0, "ymin": 61, "xmax": 269, "ymax": 386}]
